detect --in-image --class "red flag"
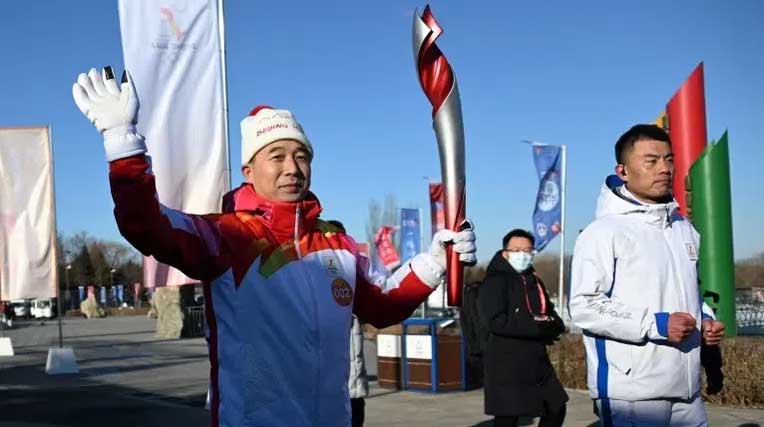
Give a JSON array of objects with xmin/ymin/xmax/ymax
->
[
  {"xmin": 666, "ymin": 63, "xmax": 707, "ymax": 217},
  {"xmin": 429, "ymin": 183, "xmax": 445, "ymax": 237},
  {"xmin": 374, "ymin": 226, "xmax": 401, "ymax": 271}
]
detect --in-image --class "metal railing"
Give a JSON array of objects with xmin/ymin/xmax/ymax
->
[{"xmin": 182, "ymin": 305, "xmax": 206, "ymax": 338}]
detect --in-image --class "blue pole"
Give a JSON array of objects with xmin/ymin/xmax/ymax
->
[{"xmin": 430, "ymin": 322, "xmax": 438, "ymax": 392}]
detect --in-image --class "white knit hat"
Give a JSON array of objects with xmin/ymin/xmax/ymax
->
[{"xmin": 240, "ymin": 105, "xmax": 312, "ymax": 165}]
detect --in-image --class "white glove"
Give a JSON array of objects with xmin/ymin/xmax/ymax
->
[
  {"xmin": 72, "ymin": 67, "xmax": 146, "ymax": 161},
  {"xmin": 429, "ymin": 226, "xmax": 477, "ymax": 269},
  {"xmin": 400, "ymin": 222, "xmax": 477, "ymax": 289}
]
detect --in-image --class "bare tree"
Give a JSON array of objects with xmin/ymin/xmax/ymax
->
[
  {"xmin": 57, "ymin": 231, "xmax": 142, "ymax": 287},
  {"xmin": 531, "ymin": 254, "xmax": 572, "ymax": 299},
  {"xmin": 365, "ymin": 199, "xmax": 382, "ymax": 253},
  {"xmin": 736, "ymin": 252, "xmax": 764, "ymax": 289},
  {"xmin": 464, "ymin": 264, "xmax": 488, "ymax": 285}
]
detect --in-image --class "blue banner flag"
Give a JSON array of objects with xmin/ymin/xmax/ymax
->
[
  {"xmin": 531, "ymin": 144, "xmax": 563, "ymax": 252},
  {"xmin": 399, "ymin": 208, "xmax": 422, "ymax": 264}
]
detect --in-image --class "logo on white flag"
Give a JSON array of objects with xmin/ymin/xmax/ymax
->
[{"xmin": 153, "ymin": 2, "xmax": 204, "ymax": 60}]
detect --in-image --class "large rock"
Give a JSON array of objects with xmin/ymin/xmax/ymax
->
[
  {"xmin": 152, "ymin": 287, "xmax": 184, "ymax": 339},
  {"xmin": 79, "ymin": 296, "xmax": 103, "ymax": 319}
]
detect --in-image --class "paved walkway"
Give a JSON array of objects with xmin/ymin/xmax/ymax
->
[{"xmin": 0, "ymin": 317, "xmax": 761, "ymax": 426}]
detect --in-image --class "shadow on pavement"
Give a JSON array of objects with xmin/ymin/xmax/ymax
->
[
  {"xmin": 0, "ymin": 361, "xmax": 209, "ymax": 427},
  {"xmin": 0, "ymin": 386, "xmax": 209, "ymax": 427},
  {"xmin": 470, "ymin": 417, "xmax": 534, "ymax": 426}
]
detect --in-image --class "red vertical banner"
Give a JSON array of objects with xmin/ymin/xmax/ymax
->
[
  {"xmin": 429, "ymin": 182, "xmax": 445, "ymax": 237},
  {"xmin": 666, "ymin": 63, "xmax": 707, "ymax": 217},
  {"xmin": 374, "ymin": 226, "xmax": 401, "ymax": 271},
  {"xmin": 87, "ymin": 286, "xmax": 95, "ymax": 298}
]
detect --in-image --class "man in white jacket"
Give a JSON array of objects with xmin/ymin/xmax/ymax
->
[{"xmin": 569, "ymin": 124, "xmax": 725, "ymax": 427}]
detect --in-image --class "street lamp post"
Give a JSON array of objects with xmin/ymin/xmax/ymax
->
[
  {"xmin": 65, "ymin": 265, "xmax": 72, "ymax": 309},
  {"xmin": 56, "ymin": 265, "xmax": 71, "ymax": 349}
]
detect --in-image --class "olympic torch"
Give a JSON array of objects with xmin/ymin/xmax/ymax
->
[{"xmin": 413, "ymin": 5, "xmax": 471, "ymax": 307}]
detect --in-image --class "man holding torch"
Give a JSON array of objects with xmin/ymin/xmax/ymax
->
[{"xmin": 71, "ymin": 66, "xmax": 476, "ymax": 426}]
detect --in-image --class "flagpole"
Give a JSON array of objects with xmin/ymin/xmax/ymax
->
[
  {"xmin": 557, "ymin": 145, "xmax": 567, "ymax": 314},
  {"xmin": 47, "ymin": 126, "xmax": 64, "ymax": 349},
  {"xmin": 217, "ymin": 0, "xmax": 232, "ymax": 190},
  {"xmin": 417, "ymin": 207, "xmax": 427, "ymax": 318}
]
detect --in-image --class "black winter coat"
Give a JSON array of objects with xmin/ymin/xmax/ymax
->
[{"xmin": 478, "ymin": 251, "xmax": 568, "ymax": 417}]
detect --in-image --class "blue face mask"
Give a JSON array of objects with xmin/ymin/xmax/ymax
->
[{"xmin": 507, "ymin": 252, "xmax": 533, "ymax": 272}]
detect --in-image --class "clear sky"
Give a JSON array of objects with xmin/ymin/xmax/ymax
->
[{"xmin": 1, "ymin": 0, "xmax": 762, "ymax": 263}]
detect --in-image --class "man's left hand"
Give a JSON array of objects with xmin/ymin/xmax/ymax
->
[{"xmin": 701, "ymin": 319, "xmax": 725, "ymax": 346}]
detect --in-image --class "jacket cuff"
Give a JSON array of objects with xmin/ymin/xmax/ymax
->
[
  {"xmin": 648, "ymin": 312, "xmax": 670, "ymax": 339},
  {"xmin": 103, "ymin": 125, "xmax": 147, "ymax": 162},
  {"xmin": 408, "ymin": 253, "xmax": 445, "ymax": 289},
  {"xmin": 701, "ymin": 302, "xmax": 716, "ymax": 321}
]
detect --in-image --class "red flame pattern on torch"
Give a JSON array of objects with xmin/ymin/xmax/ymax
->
[{"xmin": 416, "ymin": 5, "xmax": 455, "ymax": 117}]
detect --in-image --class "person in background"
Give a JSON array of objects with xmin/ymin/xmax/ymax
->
[{"xmin": 479, "ymin": 229, "xmax": 567, "ymax": 427}]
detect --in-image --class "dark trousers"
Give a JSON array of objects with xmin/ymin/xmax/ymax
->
[
  {"xmin": 494, "ymin": 403, "xmax": 566, "ymax": 427},
  {"xmin": 351, "ymin": 397, "xmax": 365, "ymax": 427}
]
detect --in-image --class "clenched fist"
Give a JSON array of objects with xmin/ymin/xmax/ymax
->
[
  {"xmin": 667, "ymin": 312, "xmax": 696, "ymax": 343},
  {"xmin": 701, "ymin": 319, "xmax": 725, "ymax": 346}
]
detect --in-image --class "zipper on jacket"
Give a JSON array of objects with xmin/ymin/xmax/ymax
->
[
  {"xmin": 294, "ymin": 206, "xmax": 302, "ymax": 259},
  {"xmin": 663, "ymin": 226, "xmax": 693, "ymax": 399},
  {"xmin": 292, "ymin": 204, "xmax": 319, "ymax": 421},
  {"xmin": 665, "ymin": 206, "xmax": 671, "ymax": 228}
]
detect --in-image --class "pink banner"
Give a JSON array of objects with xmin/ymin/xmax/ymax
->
[{"xmin": 374, "ymin": 226, "xmax": 400, "ymax": 271}]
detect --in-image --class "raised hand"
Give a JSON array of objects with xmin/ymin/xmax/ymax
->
[{"xmin": 72, "ymin": 66, "xmax": 145, "ymax": 161}]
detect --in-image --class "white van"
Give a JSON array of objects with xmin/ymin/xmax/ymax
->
[{"xmin": 31, "ymin": 298, "xmax": 55, "ymax": 319}]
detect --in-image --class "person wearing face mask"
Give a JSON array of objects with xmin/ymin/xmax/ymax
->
[{"xmin": 478, "ymin": 229, "xmax": 567, "ymax": 427}]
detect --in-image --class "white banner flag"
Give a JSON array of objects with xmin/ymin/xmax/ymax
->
[
  {"xmin": 119, "ymin": 0, "xmax": 229, "ymax": 287},
  {"xmin": 0, "ymin": 127, "xmax": 58, "ymax": 300}
]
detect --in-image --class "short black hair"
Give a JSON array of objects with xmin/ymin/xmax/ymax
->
[
  {"xmin": 502, "ymin": 229, "xmax": 534, "ymax": 249},
  {"xmin": 615, "ymin": 124, "xmax": 671, "ymax": 164},
  {"xmin": 326, "ymin": 220, "xmax": 346, "ymax": 233}
]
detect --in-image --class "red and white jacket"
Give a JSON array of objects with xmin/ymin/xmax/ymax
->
[{"xmin": 109, "ymin": 155, "xmax": 443, "ymax": 427}]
